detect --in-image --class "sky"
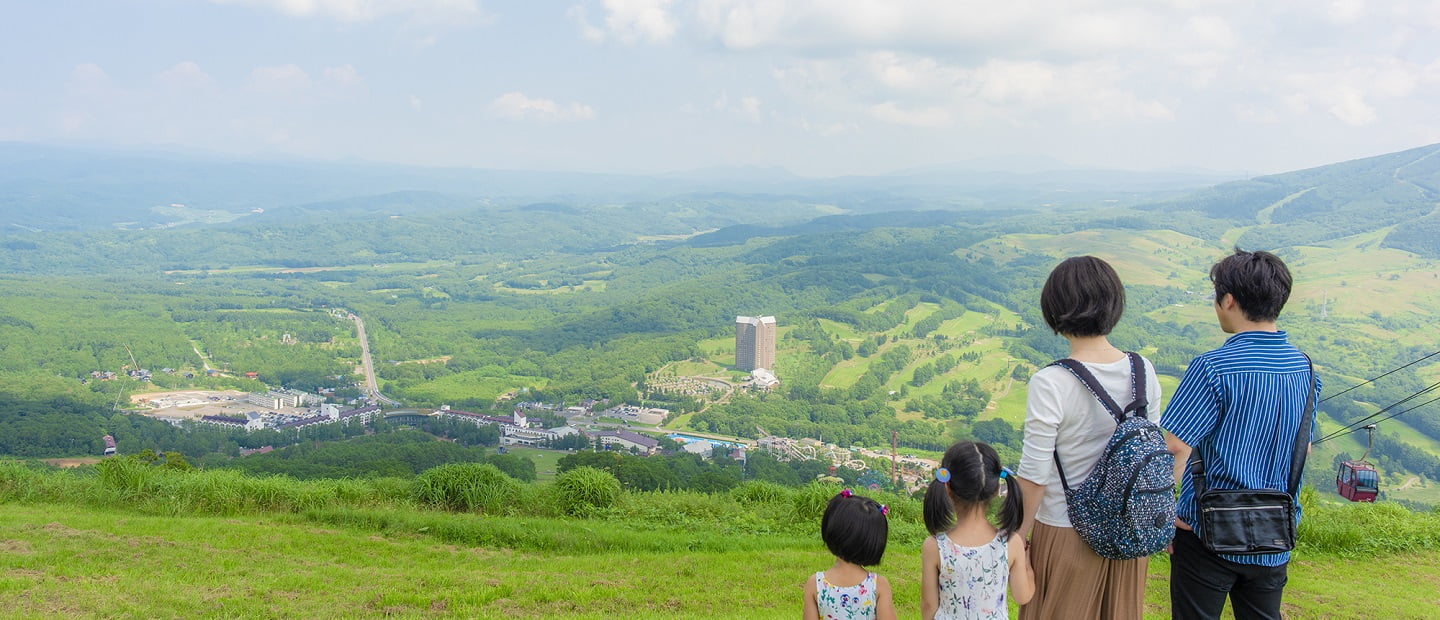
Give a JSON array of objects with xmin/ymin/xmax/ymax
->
[{"xmin": 2, "ymin": 0, "xmax": 1439, "ymax": 177}]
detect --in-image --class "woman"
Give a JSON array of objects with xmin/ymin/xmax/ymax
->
[{"xmin": 1015, "ymin": 256, "xmax": 1162, "ymax": 620}]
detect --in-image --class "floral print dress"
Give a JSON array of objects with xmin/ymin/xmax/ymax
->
[
  {"xmin": 813, "ymin": 571, "xmax": 878, "ymax": 619},
  {"xmin": 934, "ymin": 531, "xmax": 1009, "ymax": 620}
]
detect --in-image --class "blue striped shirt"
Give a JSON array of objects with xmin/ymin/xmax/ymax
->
[{"xmin": 1161, "ymin": 330, "xmax": 1320, "ymax": 566}]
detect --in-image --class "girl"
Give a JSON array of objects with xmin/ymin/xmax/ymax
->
[
  {"xmin": 1014, "ymin": 256, "xmax": 1161, "ymax": 619},
  {"xmin": 921, "ymin": 440, "xmax": 1035, "ymax": 620},
  {"xmin": 803, "ymin": 489, "xmax": 897, "ymax": 620}
]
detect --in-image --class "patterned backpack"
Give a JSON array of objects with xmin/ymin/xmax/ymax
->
[{"xmin": 1051, "ymin": 353, "xmax": 1176, "ymax": 560}]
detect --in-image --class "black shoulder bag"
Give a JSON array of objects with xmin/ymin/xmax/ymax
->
[{"xmin": 1191, "ymin": 355, "xmax": 1315, "ymax": 556}]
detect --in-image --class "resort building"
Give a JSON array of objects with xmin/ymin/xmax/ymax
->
[{"xmin": 734, "ymin": 315, "xmax": 776, "ymax": 372}]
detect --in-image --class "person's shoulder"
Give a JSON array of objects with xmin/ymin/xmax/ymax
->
[
  {"xmin": 873, "ymin": 573, "xmax": 891, "ymax": 589},
  {"xmin": 923, "ymin": 533, "xmax": 940, "ymax": 550},
  {"xmin": 1027, "ymin": 363, "xmax": 1070, "ymax": 386}
]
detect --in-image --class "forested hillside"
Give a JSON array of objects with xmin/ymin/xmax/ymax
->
[{"xmin": 2, "ymin": 144, "xmax": 1439, "ymax": 508}]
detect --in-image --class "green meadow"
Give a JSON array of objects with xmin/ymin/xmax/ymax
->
[{"xmin": 1, "ymin": 462, "xmax": 1437, "ymax": 619}]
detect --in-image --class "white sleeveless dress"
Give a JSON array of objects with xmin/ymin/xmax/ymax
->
[
  {"xmin": 813, "ymin": 570, "xmax": 878, "ymax": 619},
  {"xmin": 934, "ymin": 531, "xmax": 1009, "ymax": 620}
]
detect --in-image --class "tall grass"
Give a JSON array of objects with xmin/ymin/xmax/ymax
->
[
  {"xmin": 1299, "ymin": 500, "xmax": 1440, "ymax": 556},
  {"xmin": 3, "ymin": 460, "xmax": 1436, "ymax": 562},
  {"xmin": 414, "ymin": 462, "xmax": 521, "ymax": 514}
]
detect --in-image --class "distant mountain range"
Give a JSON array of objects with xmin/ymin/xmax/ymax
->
[
  {"xmin": 4, "ymin": 141, "xmax": 1438, "ymax": 260},
  {"xmin": 0, "ymin": 142, "xmax": 1237, "ymax": 233}
]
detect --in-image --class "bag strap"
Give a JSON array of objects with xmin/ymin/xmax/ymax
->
[
  {"xmin": 1287, "ymin": 354, "xmax": 1316, "ymax": 497},
  {"xmin": 1049, "ymin": 352, "xmax": 1147, "ymax": 492},
  {"xmin": 1190, "ymin": 354, "xmax": 1315, "ymax": 497}
]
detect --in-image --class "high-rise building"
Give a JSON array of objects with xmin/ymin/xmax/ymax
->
[{"xmin": 735, "ymin": 315, "xmax": 776, "ymax": 371}]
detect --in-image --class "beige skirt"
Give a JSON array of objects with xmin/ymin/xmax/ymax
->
[{"xmin": 1017, "ymin": 522, "xmax": 1148, "ymax": 620}]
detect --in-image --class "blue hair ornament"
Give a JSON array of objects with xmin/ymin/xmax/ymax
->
[
  {"xmin": 999, "ymin": 467, "xmax": 1013, "ymax": 480},
  {"xmin": 935, "ymin": 467, "xmax": 951, "ymax": 483}
]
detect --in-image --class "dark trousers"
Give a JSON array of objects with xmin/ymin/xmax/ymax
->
[{"xmin": 1170, "ymin": 529, "xmax": 1288, "ymax": 620}]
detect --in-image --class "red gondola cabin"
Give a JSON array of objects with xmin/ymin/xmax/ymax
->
[{"xmin": 1336, "ymin": 461, "xmax": 1379, "ymax": 502}]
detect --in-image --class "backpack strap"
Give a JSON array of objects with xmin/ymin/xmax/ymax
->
[{"xmin": 1049, "ymin": 352, "xmax": 1148, "ymax": 493}]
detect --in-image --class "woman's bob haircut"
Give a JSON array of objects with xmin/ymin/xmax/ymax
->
[{"xmin": 1040, "ymin": 256, "xmax": 1126, "ymax": 337}]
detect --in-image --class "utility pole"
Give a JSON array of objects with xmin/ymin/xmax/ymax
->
[{"xmin": 891, "ymin": 430, "xmax": 898, "ymax": 487}]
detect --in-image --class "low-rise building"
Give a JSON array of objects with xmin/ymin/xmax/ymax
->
[{"xmin": 593, "ymin": 430, "xmax": 660, "ymax": 455}]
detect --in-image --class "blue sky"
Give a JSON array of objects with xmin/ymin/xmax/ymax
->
[{"xmin": 3, "ymin": 0, "xmax": 1439, "ymax": 176}]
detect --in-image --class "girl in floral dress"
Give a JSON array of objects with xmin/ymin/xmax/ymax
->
[
  {"xmin": 921, "ymin": 441, "xmax": 1035, "ymax": 619},
  {"xmin": 802, "ymin": 489, "xmax": 897, "ymax": 620}
]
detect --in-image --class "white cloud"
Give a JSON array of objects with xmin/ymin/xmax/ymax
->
[
  {"xmin": 156, "ymin": 61, "xmax": 217, "ymax": 90},
  {"xmin": 69, "ymin": 63, "xmax": 112, "ymax": 94},
  {"xmin": 692, "ymin": 1, "xmax": 1207, "ymax": 58},
  {"xmin": 322, "ymin": 64, "xmax": 362, "ymax": 87},
  {"xmin": 775, "ymin": 52, "xmax": 1171, "ymax": 129},
  {"xmin": 868, "ymin": 102, "xmax": 952, "ymax": 128},
  {"xmin": 1324, "ymin": 0, "xmax": 1367, "ymax": 24},
  {"xmin": 571, "ymin": 0, "xmax": 676, "ymax": 44},
  {"xmin": 408, "ymin": 95, "xmax": 424, "ymax": 111},
  {"xmin": 1279, "ymin": 59, "xmax": 1428, "ymax": 127},
  {"xmin": 739, "ymin": 96, "xmax": 761, "ymax": 122},
  {"xmin": 711, "ymin": 91, "xmax": 763, "ymax": 121},
  {"xmin": 490, "ymin": 92, "xmax": 596, "ymax": 122},
  {"xmin": 567, "ymin": 5, "xmax": 608, "ymax": 42},
  {"xmin": 798, "ymin": 117, "xmax": 857, "ymax": 137},
  {"xmin": 211, "ymin": 0, "xmax": 487, "ymax": 23},
  {"xmin": 249, "ymin": 64, "xmax": 312, "ymax": 96}
]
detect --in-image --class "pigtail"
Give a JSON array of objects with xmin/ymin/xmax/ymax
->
[
  {"xmin": 923, "ymin": 471, "xmax": 955, "ymax": 535},
  {"xmin": 996, "ymin": 467, "xmax": 1024, "ymax": 539}
]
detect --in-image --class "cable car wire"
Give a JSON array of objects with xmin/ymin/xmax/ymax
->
[
  {"xmin": 1315, "ymin": 378, "xmax": 1440, "ymax": 444},
  {"xmin": 1358, "ymin": 394, "xmax": 1440, "ymax": 432},
  {"xmin": 1320, "ymin": 349, "xmax": 1440, "ymax": 404}
]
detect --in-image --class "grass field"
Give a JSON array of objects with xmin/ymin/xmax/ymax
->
[
  {"xmin": 1, "ymin": 499, "xmax": 1437, "ymax": 619},
  {"xmin": 931, "ymin": 310, "xmax": 996, "ymax": 338},
  {"xmin": 399, "ymin": 372, "xmax": 546, "ymax": 404},
  {"xmin": 501, "ymin": 446, "xmax": 566, "ymax": 482}
]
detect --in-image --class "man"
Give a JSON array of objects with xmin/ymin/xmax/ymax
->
[{"xmin": 1161, "ymin": 249, "xmax": 1320, "ymax": 620}]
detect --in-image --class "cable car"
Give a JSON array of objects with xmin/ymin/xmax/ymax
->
[{"xmin": 1336, "ymin": 424, "xmax": 1379, "ymax": 502}]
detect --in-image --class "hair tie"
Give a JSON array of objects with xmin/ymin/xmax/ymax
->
[
  {"xmin": 840, "ymin": 488, "xmax": 853, "ymax": 498},
  {"xmin": 879, "ymin": 504, "xmax": 889, "ymax": 517},
  {"xmin": 1000, "ymin": 467, "xmax": 1013, "ymax": 480},
  {"xmin": 934, "ymin": 468, "xmax": 951, "ymax": 483}
]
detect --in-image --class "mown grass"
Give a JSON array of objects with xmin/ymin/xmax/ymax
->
[{"xmin": 2, "ymin": 462, "xmax": 1438, "ymax": 618}]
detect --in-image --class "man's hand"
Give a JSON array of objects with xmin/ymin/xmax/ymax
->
[{"xmin": 1166, "ymin": 519, "xmax": 1192, "ymax": 554}]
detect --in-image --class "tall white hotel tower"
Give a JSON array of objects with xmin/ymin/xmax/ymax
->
[{"xmin": 734, "ymin": 315, "xmax": 776, "ymax": 372}]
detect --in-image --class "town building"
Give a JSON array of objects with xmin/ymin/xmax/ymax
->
[
  {"xmin": 734, "ymin": 315, "xmax": 776, "ymax": 372},
  {"xmin": 593, "ymin": 430, "xmax": 660, "ymax": 455},
  {"xmin": 749, "ymin": 368, "xmax": 780, "ymax": 390}
]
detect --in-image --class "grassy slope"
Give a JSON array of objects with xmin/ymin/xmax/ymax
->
[{"xmin": 2, "ymin": 501, "xmax": 1436, "ymax": 619}]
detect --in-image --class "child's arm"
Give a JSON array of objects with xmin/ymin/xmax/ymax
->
[
  {"xmin": 875, "ymin": 574, "xmax": 897, "ymax": 620},
  {"xmin": 802, "ymin": 573, "xmax": 820, "ymax": 620},
  {"xmin": 920, "ymin": 536, "xmax": 940, "ymax": 620},
  {"xmin": 1006, "ymin": 533, "xmax": 1036, "ymax": 606}
]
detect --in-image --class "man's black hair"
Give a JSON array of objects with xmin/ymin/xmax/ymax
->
[
  {"xmin": 1210, "ymin": 248, "xmax": 1292, "ymax": 322},
  {"xmin": 1040, "ymin": 256, "xmax": 1126, "ymax": 337}
]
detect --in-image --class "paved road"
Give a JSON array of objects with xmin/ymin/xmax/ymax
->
[{"xmin": 349, "ymin": 311, "xmax": 400, "ymax": 406}]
